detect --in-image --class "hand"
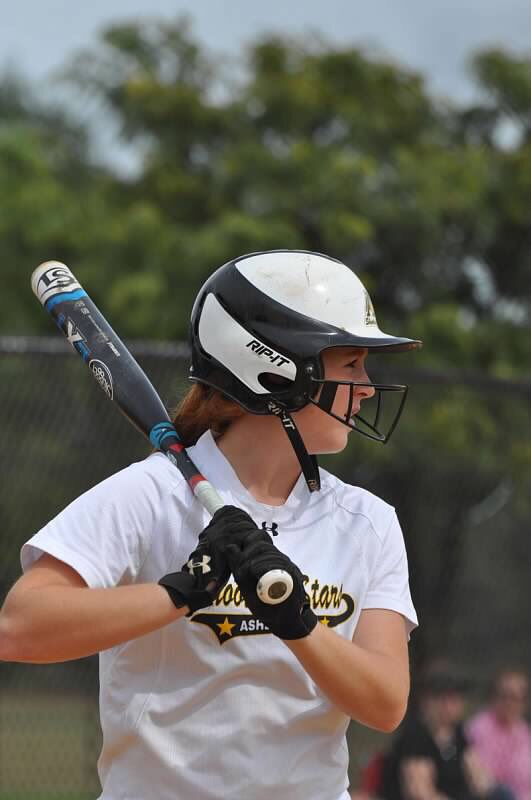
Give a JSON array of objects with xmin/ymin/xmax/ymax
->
[
  {"xmin": 463, "ymin": 748, "xmax": 495, "ymax": 797},
  {"xmin": 226, "ymin": 530, "xmax": 318, "ymax": 640},
  {"xmin": 159, "ymin": 505, "xmax": 258, "ymax": 615}
]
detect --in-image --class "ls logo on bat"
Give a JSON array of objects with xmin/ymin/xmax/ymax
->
[{"xmin": 34, "ymin": 264, "xmax": 82, "ymax": 304}]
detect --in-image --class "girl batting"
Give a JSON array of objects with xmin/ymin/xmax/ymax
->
[{"xmin": 0, "ymin": 250, "xmax": 420, "ymax": 800}]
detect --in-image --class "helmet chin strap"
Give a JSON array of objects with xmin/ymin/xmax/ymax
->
[{"xmin": 266, "ymin": 400, "xmax": 321, "ymax": 493}]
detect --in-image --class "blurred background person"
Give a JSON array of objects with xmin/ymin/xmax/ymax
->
[
  {"xmin": 380, "ymin": 664, "xmax": 514, "ymax": 800},
  {"xmin": 466, "ymin": 669, "xmax": 531, "ymax": 800}
]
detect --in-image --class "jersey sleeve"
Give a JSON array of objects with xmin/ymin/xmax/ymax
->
[
  {"xmin": 20, "ymin": 460, "xmax": 165, "ymax": 589},
  {"xmin": 363, "ymin": 509, "xmax": 418, "ymax": 634}
]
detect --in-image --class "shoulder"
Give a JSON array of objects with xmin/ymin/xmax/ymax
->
[
  {"xmin": 466, "ymin": 710, "xmax": 497, "ymax": 745},
  {"xmin": 318, "ymin": 466, "xmax": 396, "ymax": 544},
  {"xmin": 466, "ymin": 710, "xmax": 492, "ymax": 733},
  {"xmin": 98, "ymin": 450, "xmax": 188, "ymax": 501},
  {"xmin": 124, "ymin": 451, "xmax": 188, "ymax": 494},
  {"xmin": 57, "ymin": 451, "xmax": 190, "ymax": 522},
  {"xmin": 21, "ymin": 451, "xmax": 190, "ymax": 583}
]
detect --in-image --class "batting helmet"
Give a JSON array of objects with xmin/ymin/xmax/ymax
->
[{"xmin": 190, "ymin": 250, "xmax": 421, "ymax": 491}]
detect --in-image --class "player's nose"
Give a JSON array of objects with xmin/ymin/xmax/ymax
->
[{"xmin": 355, "ymin": 368, "xmax": 375, "ymax": 400}]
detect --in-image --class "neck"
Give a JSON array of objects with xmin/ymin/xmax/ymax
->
[
  {"xmin": 215, "ymin": 415, "xmax": 302, "ymax": 505},
  {"xmin": 493, "ymin": 710, "xmax": 517, "ymax": 728},
  {"xmin": 422, "ymin": 708, "xmax": 455, "ymax": 742}
]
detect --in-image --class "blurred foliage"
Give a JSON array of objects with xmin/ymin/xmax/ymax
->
[
  {"xmin": 1, "ymin": 17, "xmax": 531, "ymax": 678},
  {"xmin": 1, "ymin": 19, "xmax": 529, "ymax": 351}
]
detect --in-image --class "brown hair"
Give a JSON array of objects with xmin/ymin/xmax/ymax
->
[{"xmin": 171, "ymin": 383, "xmax": 246, "ymax": 447}]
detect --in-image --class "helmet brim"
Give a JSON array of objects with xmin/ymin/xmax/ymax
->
[{"xmin": 325, "ymin": 335, "xmax": 422, "ymax": 354}]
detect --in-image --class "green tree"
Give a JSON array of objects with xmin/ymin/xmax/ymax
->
[{"xmin": 0, "ymin": 73, "xmax": 112, "ymax": 332}]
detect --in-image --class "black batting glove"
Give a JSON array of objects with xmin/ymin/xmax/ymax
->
[
  {"xmin": 226, "ymin": 531, "xmax": 318, "ymax": 640},
  {"xmin": 159, "ymin": 505, "xmax": 259, "ymax": 615}
]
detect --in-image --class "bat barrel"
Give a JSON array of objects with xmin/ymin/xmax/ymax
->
[{"xmin": 32, "ymin": 261, "xmax": 294, "ymax": 605}]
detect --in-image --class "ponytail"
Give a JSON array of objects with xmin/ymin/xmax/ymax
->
[{"xmin": 171, "ymin": 383, "xmax": 246, "ymax": 447}]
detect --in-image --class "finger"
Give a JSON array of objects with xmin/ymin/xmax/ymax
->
[
  {"xmin": 199, "ymin": 518, "xmax": 259, "ymax": 545},
  {"xmin": 225, "ymin": 528, "xmax": 258, "ymax": 548},
  {"xmin": 225, "ymin": 543, "xmax": 243, "ymax": 571},
  {"xmin": 240, "ymin": 529, "xmax": 272, "ymax": 548},
  {"xmin": 212, "ymin": 564, "xmax": 231, "ymax": 589},
  {"xmin": 238, "ymin": 541, "xmax": 276, "ymax": 564},
  {"xmin": 224, "ymin": 522, "xmax": 263, "ymax": 539},
  {"xmin": 212, "ymin": 506, "xmax": 257, "ymax": 527},
  {"xmin": 248, "ymin": 557, "xmax": 292, "ymax": 582},
  {"xmin": 200, "ymin": 507, "xmax": 241, "ymax": 532}
]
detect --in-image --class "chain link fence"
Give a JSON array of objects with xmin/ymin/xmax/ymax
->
[{"xmin": 1, "ymin": 337, "xmax": 530, "ymax": 798}]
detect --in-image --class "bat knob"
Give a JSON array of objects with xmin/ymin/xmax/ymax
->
[{"xmin": 256, "ymin": 569, "xmax": 294, "ymax": 605}]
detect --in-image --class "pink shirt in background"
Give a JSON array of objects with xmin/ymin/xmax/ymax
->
[{"xmin": 467, "ymin": 710, "xmax": 531, "ymax": 800}]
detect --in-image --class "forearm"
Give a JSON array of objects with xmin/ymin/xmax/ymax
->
[
  {"xmin": 0, "ymin": 584, "xmax": 187, "ymax": 663},
  {"xmin": 285, "ymin": 622, "xmax": 409, "ymax": 731}
]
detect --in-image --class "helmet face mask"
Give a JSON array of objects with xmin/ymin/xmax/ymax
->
[
  {"xmin": 189, "ymin": 249, "xmax": 422, "ymax": 491},
  {"xmin": 306, "ymin": 375, "xmax": 409, "ymax": 443}
]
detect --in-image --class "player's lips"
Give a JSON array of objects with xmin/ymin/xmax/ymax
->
[{"xmin": 344, "ymin": 404, "xmax": 361, "ymax": 421}]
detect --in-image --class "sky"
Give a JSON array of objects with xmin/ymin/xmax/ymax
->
[
  {"xmin": 3, "ymin": 0, "xmax": 531, "ymax": 96},
  {"xmin": 2, "ymin": 0, "xmax": 530, "ymax": 169}
]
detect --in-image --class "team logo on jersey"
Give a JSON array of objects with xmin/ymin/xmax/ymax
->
[{"xmin": 190, "ymin": 576, "xmax": 356, "ymax": 644}]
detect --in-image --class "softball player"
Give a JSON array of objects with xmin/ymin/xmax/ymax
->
[{"xmin": 2, "ymin": 250, "xmax": 420, "ymax": 800}]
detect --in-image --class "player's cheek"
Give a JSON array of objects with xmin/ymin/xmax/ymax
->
[{"xmin": 331, "ymin": 384, "xmax": 350, "ymax": 418}]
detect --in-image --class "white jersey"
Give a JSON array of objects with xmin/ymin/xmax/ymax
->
[{"xmin": 21, "ymin": 430, "xmax": 417, "ymax": 800}]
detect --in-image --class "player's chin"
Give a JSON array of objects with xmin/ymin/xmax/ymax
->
[{"xmin": 312, "ymin": 426, "xmax": 350, "ymax": 455}]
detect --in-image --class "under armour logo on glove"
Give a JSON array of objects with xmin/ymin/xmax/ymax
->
[
  {"xmin": 187, "ymin": 555, "xmax": 212, "ymax": 574},
  {"xmin": 261, "ymin": 522, "xmax": 279, "ymax": 536}
]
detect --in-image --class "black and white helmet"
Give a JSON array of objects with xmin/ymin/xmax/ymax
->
[{"xmin": 190, "ymin": 250, "xmax": 421, "ymax": 492}]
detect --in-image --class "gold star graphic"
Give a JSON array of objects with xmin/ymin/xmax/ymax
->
[
  {"xmin": 217, "ymin": 617, "xmax": 236, "ymax": 637},
  {"xmin": 320, "ymin": 617, "xmax": 330, "ymax": 626}
]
